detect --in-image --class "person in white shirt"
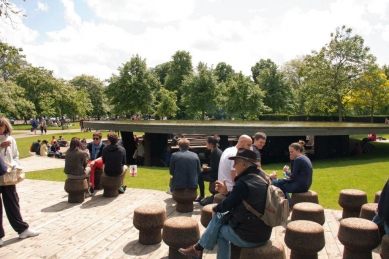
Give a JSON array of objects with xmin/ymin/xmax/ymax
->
[{"xmin": 217, "ymin": 135, "xmax": 252, "ymax": 191}]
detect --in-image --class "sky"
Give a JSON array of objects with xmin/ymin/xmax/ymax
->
[{"xmin": 1, "ymin": 0, "xmax": 389, "ymax": 82}]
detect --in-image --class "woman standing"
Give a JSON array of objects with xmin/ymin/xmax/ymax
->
[
  {"xmin": 0, "ymin": 117, "xmax": 39, "ymax": 245},
  {"xmin": 64, "ymin": 137, "xmax": 92, "ymax": 196},
  {"xmin": 273, "ymin": 142, "xmax": 313, "ymax": 202},
  {"xmin": 196, "ymin": 135, "xmax": 223, "ymax": 203}
]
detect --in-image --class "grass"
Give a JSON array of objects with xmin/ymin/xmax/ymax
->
[{"xmin": 21, "ymin": 133, "xmax": 389, "ymax": 210}]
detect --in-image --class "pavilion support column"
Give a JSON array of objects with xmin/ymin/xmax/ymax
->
[{"xmin": 144, "ymin": 133, "xmax": 152, "ymax": 166}]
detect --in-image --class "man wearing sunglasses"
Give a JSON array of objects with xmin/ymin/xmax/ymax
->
[{"xmin": 86, "ymin": 132, "xmax": 106, "ymax": 195}]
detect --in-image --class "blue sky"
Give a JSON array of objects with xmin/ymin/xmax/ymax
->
[{"xmin": 1, "ymin": 0, "xmax": 389, "ymax": 81}]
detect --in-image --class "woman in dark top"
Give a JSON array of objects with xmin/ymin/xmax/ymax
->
[
  {"xmin": 274, "ymin": 142, "xmax": 313, "ymax": 203},
  {"xmin": 196, "ymin": 135, "xmax": 223, "ymax": 202}
]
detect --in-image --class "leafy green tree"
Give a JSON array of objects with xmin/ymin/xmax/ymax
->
[
  {"xmin": 347, "ymin": 67, "xmax": 389, "ymax": 122},
  {"xmin": 151, "ymin": 62, "xmax": 171, "ymax": 85},
  {"xmin": 181, "ymin": 62, "xmax": 219, "ymax": 120},
  {"xmin": 154, "ymin": 87, "xmax": 179, "ymax": 119},
  {"xmin": 304, "ymin": 26, "xmax": 376, "ymax": 122},
  {"xmin": 252, "ymin": 59, "xmax": 294, "ymax": 114},
  {"xmin": 0, "ymin": 79, "xmax": 35, "ymax": 118},
  {"xmin": 382, "ymin": 65, "xmax": 389, "ymax": 79},
  {"xmin": 105, "ymin": 54, "xmax": 160, "ymax": 116},
  {"xmin": 164, "ymin": 51, "xmax": 193, "ymax": 118},
  {"xmin": 214, "ymin": 62, "xmax": 235, "ymax": 83},
  {"xmin": 11, "ymin": 66, "xmax": 63, "ymax": 116},
  {"xmin": 0, "ymin": 41, "xmax": 27, "ymax": 81},
  {"xmin": 70, "ymin": 75, "xmax": 106, "ymax": 119},
  {"xmin": 0, "ymin": 0, "xmax": 26, "ymax": 23},
  {"xmin": 223, "ymin": 72, "xmax": 268, "ymax": 120},
  {"xmin": 58, "ymin": 82, "xmax": 93, "ymax": 119}
]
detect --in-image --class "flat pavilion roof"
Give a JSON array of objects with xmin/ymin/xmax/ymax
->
[{"xmin": 83, "ymin": 120, "xmax": 389, "ymax": 136}]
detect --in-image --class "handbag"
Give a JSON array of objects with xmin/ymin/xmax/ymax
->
[{"xmin": 0, "ymin": 161, "xmax": 25, "ymax": 186}]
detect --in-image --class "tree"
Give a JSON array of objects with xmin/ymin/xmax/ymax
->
[
  {"xmin": 347, "ymin": 66, "xmax": 389, "ymax": 122},
  {"xmin": 154, "ymin": 87, "xmax": 179, "ymax": 119},
  {"xmin": 164, "ymin": 51, "xmax": 193, "ymax": 118},
  {"xmin": 223, "ymin": 72, "xmax": 268, "ymax": 120},
  {"xmin": 0, "ymin": 79, "xmax": 35, "ymax": 118},
  {"xmin": 151, "ymin": 62, "xmax": 171, "ymax": 85},
  {"xmin": 181, "ymin": 62, "xmax": 219, "ymax": 120},
  {"xmin": 70, "ymin": 75, "xmax": 107, "ymax": 119},
  {"xmin": 214, "ymin": 62, "xmax": 235, "ymax": 83},
  {"xmin": 304, "ymin": 26, "xmax": 376, "ymax": 122},
  {"xmin": 0, "ymin": 41, "xmax": 27, "ymax": 81},
  {"xmin": 58, "ymin": 82, "xmax": 93, "ymax": 119},
  {"xmin": 252, "ymin": 59, "xmax": 294, "ymax": 114},
  {"xmin": 0, "ymin": 0, "xmax": 26, "ymax": 24},
  {"xmin": 105, "ymin": 54, "xmax": 160, "ymax": 116}
]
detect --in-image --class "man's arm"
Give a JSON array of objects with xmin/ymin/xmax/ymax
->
[{"xmin": 230, "ymin": 169, "xmax": 236, "ymax": 185}]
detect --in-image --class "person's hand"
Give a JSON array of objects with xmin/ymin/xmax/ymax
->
[
  {"xmin": 269, "ymin": 172, "xmax": 278, "ymax": 179},
  {"xmin": 283, "ymin": 165, "xmax": 289, "ymax": 173},
  {"xmin": 215, "ymin": 179, "xmax": 228, "ymax": 195},
  {"xmin": 0, "ymin": 140, "xmax": 11, "ymax": 148}
]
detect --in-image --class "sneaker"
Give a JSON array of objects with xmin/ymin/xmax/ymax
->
[
  {"xmin": 19, "ymin": 228, "xmax": 40, "ymax": 239},
  {"xmin": 89, "ymin": 188, "xmax": 94, "ymax": 194},
  {"xmin": 118, "ymin": 186, "xmax": 125, "ymax": 194},
  {"xmin": 166, "ymin": 189, "xmax": 172, "ymax": 195},
  {"xmin": 85, "ymin": 192, "xmax": 92, "ymax": 198},
  {"xmin": 194, "ymin": 196, "xmax": 204, "ymax": 202},
  {"xmin": 0, "ymin": 238, "xmax": 3, "ymax": 246},
  {"xmin": 200, "ymin": 196, "xmax": 214, "ymax": 206},
  {"xmin": 178, "ymin": 246, "xmax": 202, "ymax": 258}
]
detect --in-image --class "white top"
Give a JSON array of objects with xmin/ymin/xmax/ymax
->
[
  {"xmin": 0, "ymin": 135, "xmax": 20, "ymax": 166},
  {"xmin": 217, "ymin": 146, "xmax": 237, "ymax": 191}
]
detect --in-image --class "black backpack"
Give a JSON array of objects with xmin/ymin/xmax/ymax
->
[{"xmin": 35, "ymin": 145, "xmax": 41, "ymax": 155}]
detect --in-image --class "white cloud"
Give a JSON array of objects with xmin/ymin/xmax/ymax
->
[
  {"xmin": 37, "ymin": 1, "xmax": 49, "ymax": 12},
  {"xmin": 61, "ymin": 0, "xmax": 81, "ymax": 27}
]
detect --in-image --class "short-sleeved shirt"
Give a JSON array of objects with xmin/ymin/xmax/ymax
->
[{"xmin": 217, "ymin": 146, "xmax": 237, "ymax": 191}]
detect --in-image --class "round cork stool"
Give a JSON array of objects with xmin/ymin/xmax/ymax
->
[
  {"xmin": 290, "ymin": 190, "xmax": 319, "ymax": 208},
  {"xmin": 380, "ymin": 234, "xmax": 389, "ymax": 259},
  {"xmin": 359, "ymin": 203, "xmax": 378, "ymax": 220},
  {"xmin": 284, "ymin": 220, "xmax": 325, "ymax": 259},
  {"xmin": 291, "ymin": 202, "xmax": 325, "ymax": 225},
  {"xmin": 338, "ymin": 217, "xmax": 380, "ymax": 259},
  {"xmin": 94, "ymin": 169, "xmax": 103, "ymax": 190},
  {"xmin": 200, "ymin": 204, "xmax": 215, "ymax": 227},
  {"xmin": 213, "ymin": 193, "xmax": 227, "ymax": 204},
  {"xmin": 172, "ymin": 188, "xmax": 197, "ymax": 212},
  {"xmin": 240, "ymin": 240, "xmax": 286, "ymax": 259},
  {"xmin": 162, "ymin": 217, "xmax": 200, "ymax": 259},
  {"xmin": 64, "ymin": 178, "xmax": 88, "ymax": 203},
  {"xmin": 101, "ymin": 172, "xmax": 123, "ymax": 197},
  {"xmin": 338, "ymin": 189, "xmax": 367, "ymax": 218},
  {"xmin": 374, "ymin": 190, "xmax": 382, "ymax": 203},
  {"xmin": 133, "ymin": 204, "xmax": 166, "ymax": 245}
]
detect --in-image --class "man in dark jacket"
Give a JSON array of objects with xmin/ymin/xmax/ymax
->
[
  {"xmin": 179, "ymin": 148, "xmax": 272, "ymax": 259},
  {"xmin": 373, "ymin": 179, "xmax": 389, "ymax": 235},
  {"xmin": 102, "ymin": 132, "xmax": 127, "ymax": 192},
  {"xmin": 169, "ymin": 138, "xmax": 201, "ymax": 191}
]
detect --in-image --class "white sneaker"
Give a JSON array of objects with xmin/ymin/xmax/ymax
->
[
  {"xmin": 19, "ymin": 228, "xmax": 40, "ymax": 239},
  {"xmin": 166, "ymin": 189, "xmax": 172, "ymax": 195},
  {"xmin": 0, "ymin": 238, "xmax": 3, "ymax": 246}
]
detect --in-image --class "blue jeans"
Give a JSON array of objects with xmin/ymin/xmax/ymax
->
[
  {"xmin": 272, "ymin": 179, "xmax": 304, "ymax": 201},
  {"xmin": 372, "ymin": 214, "xmax": 389, "ymax": 235},
  {"xmin": 198, "ymin": 212, "xmax": 266, "ymax": 259}
]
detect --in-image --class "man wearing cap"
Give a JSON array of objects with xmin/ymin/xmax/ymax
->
[
  {"xmin": 217, "ymin": 135, "xmax": 253, "ymax": 192},
  {"xmin": 179, "ymin": 148, "xmax": 272, "ymax": 259}
]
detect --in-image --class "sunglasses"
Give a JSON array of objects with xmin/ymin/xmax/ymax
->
[{"xmin": 93, "ymin": 138, "xmax": 100, "ymax": 140}]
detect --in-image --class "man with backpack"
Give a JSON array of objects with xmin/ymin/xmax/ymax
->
[{"xmin": 179, "ymin": 148, "xmax": 272, "ymax": 259}]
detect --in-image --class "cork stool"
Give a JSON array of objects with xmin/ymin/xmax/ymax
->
[
  {"xmin": 64, "ymin": 178, "xmax": 88, "ymax": 203},
  {"xmin": 94, "ymin": 169, "xmax": 103, "ymax": 190},
  {"xmin": 172, "ymin": 188, "xmax": 197, "ymax": 212},
  {"xmin": 200, "ymin": 204, "xmax": 215, "ymax": 227},
  {"xmin": 213, "ymin": 193, "xmax": 227, "ymax": 204},
  {"xmin": 380, "ymin": 234, "xmax": 389, "ymax": 259},
  {"xmin": 338, "ymin": 217, "xmax": 380, "ymax": 259},
  {"xmin": 133, "ymin": 204, "xmax": 166, "ymax": 245},
  {"xmin": 374, "ymin": 190, "xmax": 382, "ymax": 203},
  {"xmin": 338, "ymin": 189, "xmax": 367, "ymax": 218},
  {"xmin": 284, "ymin": 220, "xmax": 325, "ymax": 259},
  {"xmin": 162, "ymin": 217, "xmax": 200, "ymax": 259},
  {"xmin": 291, "ymin": 202, "xmax": 325, "ymax": 225},
  {"xmin": 290, "ymin": 190, "xmax": 319, "ymax": 208},
  {"xmin": 359, "ymin": 203, "xmax": 378, "ymax": 220},
  {"xmin": 101, "ymin": 172, "xmax": 124, "ymax": 197},
  {"xmin": 240, "ymin": 240, "xmax": 286, "ymax": 259}
]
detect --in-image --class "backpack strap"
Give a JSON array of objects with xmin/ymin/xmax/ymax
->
[{"xmin": 242, "ymin": 199, "xmax": 263, "ymax": 219}]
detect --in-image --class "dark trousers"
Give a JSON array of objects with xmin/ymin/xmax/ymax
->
[
  {"xmin": 198, "ymin": 172, "xmax": 216, "ymax": 197},
  {"xmin": 0, "ymin": 185, "xmax": 29, "ymax": 238}
]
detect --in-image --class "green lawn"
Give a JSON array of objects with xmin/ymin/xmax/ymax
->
[{"xmin": 22, "ymin": 134, "xmax": 389, "ymax": 210}]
